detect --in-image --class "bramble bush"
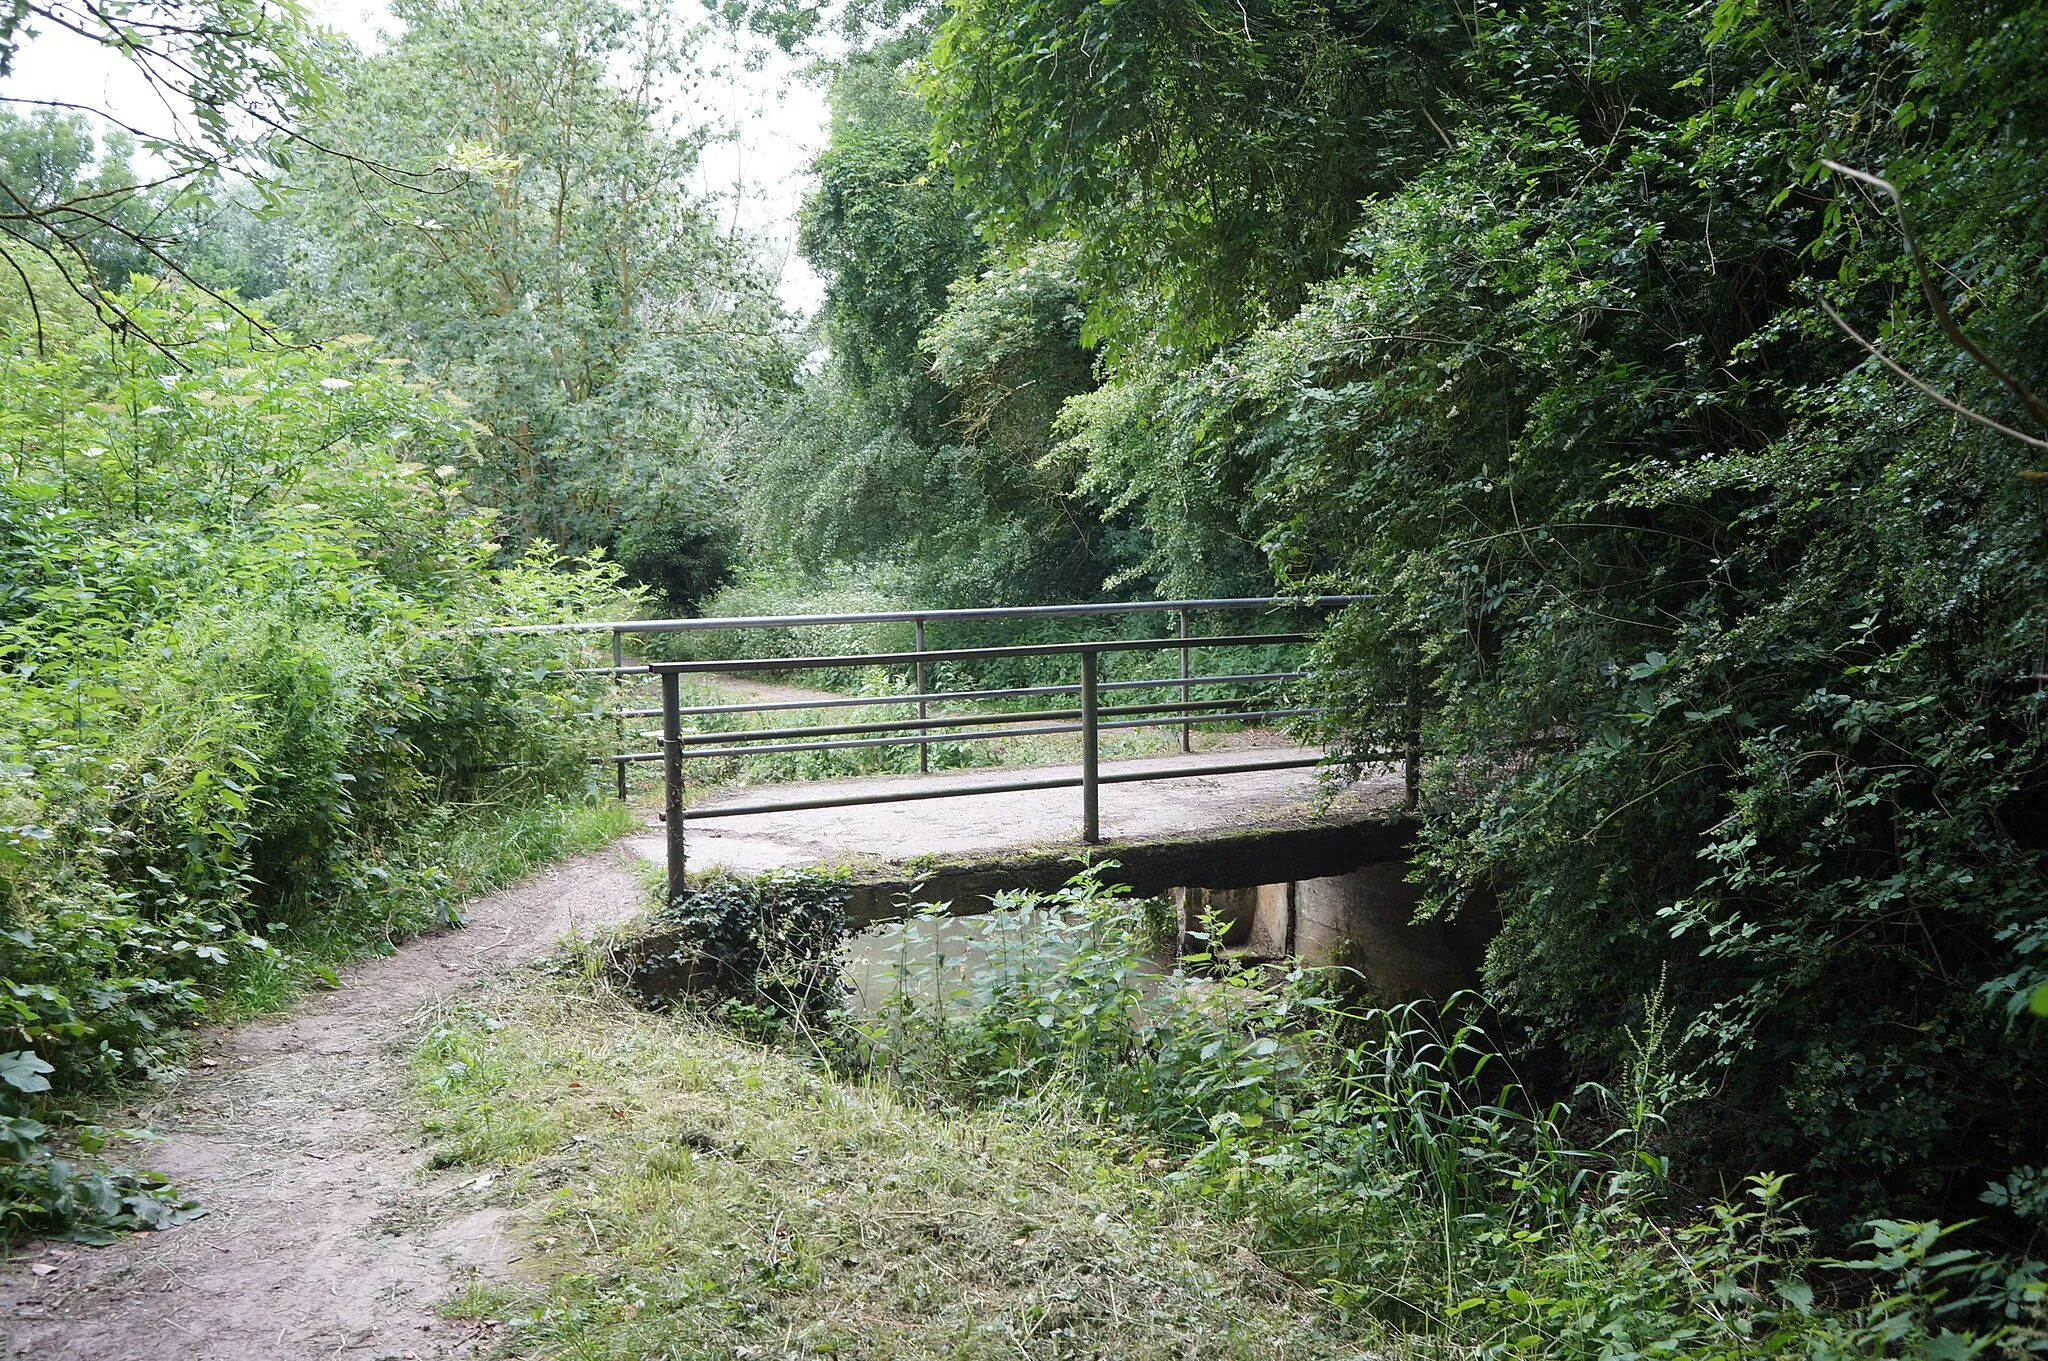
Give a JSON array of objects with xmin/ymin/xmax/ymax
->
[{"xmin": 0, "ymin": 262, "xmax": 634, "ymax": 1238}]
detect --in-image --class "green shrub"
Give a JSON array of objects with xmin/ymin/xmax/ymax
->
[
  {"xmin": 628, "ymin": 869, "xmax": 854, "ymax": 1033},
  {"xmin": 846, "ymin": 868, "xmax": 2048, "ymax": 1357},
  {"xmin": 0, "ymin": 267, "xmax": 638, "ymax": 1239}
]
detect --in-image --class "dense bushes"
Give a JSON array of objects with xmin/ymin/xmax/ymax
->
[
  {"xmin": 627, "ymin": 869, "xmax": 855, "ymax": 1038},
  {"xmin": 847, "ymin": 870, "xmax": 2048, "ymax": 1356},
  {"xmin": 913, "ymin": 0, "xmax": 2048, "ymax": 1239},
  {"xmin": 0, "ymin": 267, "xmax": 630, "ymax": 1237}
]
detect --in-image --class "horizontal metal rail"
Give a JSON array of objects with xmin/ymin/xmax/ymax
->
[
  {"xmin": 485, "ymin": 595, "xmax": 1369, "ymax": 637},
  {"xmin": 577, "ymin": 671, "xmax": 1306, "ymax": 722},
  {"xmin": 576, "ymin": 636, "xmax": 1306, "ymax": 682},
  {"xmin": 671, "ymin": 754, "xmax": 1335, "ymax": 820},
  {"xmin": 647, "ymin": 632, "xmax": 1309, "ymax": 677},
  {"xmin": 648, "ymin": 697, "xmax": 1275, "ymax": 746},
  {"xmin": 612, "ymin": 709, "xmax": 1311, "ymax": 762}
]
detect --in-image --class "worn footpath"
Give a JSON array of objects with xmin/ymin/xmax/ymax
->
[{"xmin": 0, "ymin": 850, "xmax": 649, "ymax": 1361}]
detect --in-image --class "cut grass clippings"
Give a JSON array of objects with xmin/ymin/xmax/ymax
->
[{"xmin": 409, "ymin": 974, "xmax": 1364, "ymax": 1360}]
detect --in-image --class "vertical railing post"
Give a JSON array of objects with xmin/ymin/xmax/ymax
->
[
  {"xmin": 1404, "ymin": 662, "xmax": 1422, "ymax": 813},
  {"xmin": 612, "ymin": 627, "xmax": 627, "ymax": 801},
  {"xmin": 914, "ymin": 616, "xmax": 928, "ymax": 775},
  {"xmin": 1177, "ymin": 608, "xmax": 1191, "ymax": 753},
  {"xmin": 662, "ymin": 669, "xmax": 685, "ymax": 904},
  {"xmin": 1081, "ymin": 649, "xmax": 1100, "ymax": 844}
]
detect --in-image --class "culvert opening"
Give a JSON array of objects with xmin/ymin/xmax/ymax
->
[{"xmin": 840, "ymin": 865, "xmax": 1498, "ymax": 1017}]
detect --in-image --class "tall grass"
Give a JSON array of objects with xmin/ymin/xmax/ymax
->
[{"xmin": 835, "ymin": 869, "xmax": 2048, "ymax": 1358}]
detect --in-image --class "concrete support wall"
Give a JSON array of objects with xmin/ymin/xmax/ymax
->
[
  {"xmin": 1171, "ymin": 883, "xmax": 1292, "ymax": 958},
  {"xmin": 1172, "ymin": 886, "xmax": 1257, "ymax": 951},
  {"xmin": 1179, "ymin": 867, "xmax": 1494, "ymax": 1002},
  {"xmin": 1294, "ymin": 866, "xmax": 1491, "ymax": 1000},
  {"xmin": 1250, "ymin": 883, "xmax": 1292, "ymax": 960}
]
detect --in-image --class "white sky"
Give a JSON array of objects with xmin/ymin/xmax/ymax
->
[
  {"xmin": 690, "ymin": 22, "xmax": 832, "ymax": 316},
  {"xmin": 1, "ymin": 0, "xmax": 832, "ymax": 315}
]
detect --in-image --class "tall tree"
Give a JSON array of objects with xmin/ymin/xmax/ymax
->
[
  {"xmin": 293, "ymin": 0, "xmax": 792, "ymax": 604},
  {"xmin": 798, "ymin": 36, "xmax": 983, "ymax": 445},
  {"xmin": 926, "ymin": 0, "xmax": 1456, "ymax": 355},
  {"xmin": 741, "ymin": 37, "xmax": 1126, "ymax": 607}
]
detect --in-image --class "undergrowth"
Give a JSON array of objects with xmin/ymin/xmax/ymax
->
[
  {"xmin": 0, "ymin": 271, "xmax": 640, "ymax": 1242},
  {"xmin": 842, "ymin": 869, "xmax": 2048, "ymax": 1357},
  {"xmin": 430, "ymin": 866, "xmax": 2048, "ymax": 1359}
]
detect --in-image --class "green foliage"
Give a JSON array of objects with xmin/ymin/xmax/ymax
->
[
  {"xmin": 0, "ymin": 263, "xmax": 634, "ymax": 1239},
  {"xmin": 853, "ymin": 868, "xmax": 2048, "ymax": 1356},
  {"xmin": 632, "ymin": 869, "xmax": 854, "ymax": 1029},
  {"xmin": 0, "ymin": 111, "xmax": 163, "ymax": 288},
  {"xmin": 919, "ymin": 0, "xmax": 2048, "ymax": 1236},
  {"xmin": 799, "ymin": 35, "xmax": 983, "ymax": 443},
  {"xmin": 922, "ymin": 240, "xmax": 1095, "ymax": 481},
  {"xmin": 288, "ymin": 0, "xmax": 793, "ymax": 609},
  {"xmin": 854, "ymin": 866, "xmax": 1300, "ymax": 1140},
  {"xmin": 750, "ymin": 35, "xmax": 1132, "ymax": 608},
  {"xmin": 927, "ymin": 0, "xmax": 1456, "ymax": 353},
  {"xmin": 0, "ymin": 1110, "xmax": 203, "ymax": 1245},
  {"xmin": 0, "ymin": 0, "xmax": 323, "ymax": 330}
]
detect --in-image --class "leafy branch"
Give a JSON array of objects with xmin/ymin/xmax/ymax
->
[
  {"xmin": 0, "ymin": 0, "xmax": 440, "ymax": 355},
  {"xmin": 1819, "ymin": 159, "xmax": 2048, "ymax": 457}
]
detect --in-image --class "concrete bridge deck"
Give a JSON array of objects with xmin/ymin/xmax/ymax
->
[{"xmin": 626, "ymin": 747, "xmax": 1412, "ymax": 921}]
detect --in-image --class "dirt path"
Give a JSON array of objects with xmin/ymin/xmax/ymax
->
[
  {"xmin": 687, "ymin": 672, "xmax": 851, "ymax": 706},
  {"xmin": 0, "ymin": 848, "xmax": 650, "ymax": 1361}
]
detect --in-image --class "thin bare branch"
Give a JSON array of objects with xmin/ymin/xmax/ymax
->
[
  {"xmin": 1823, "ymin": 159, "xmax": 2048, "ymax": 435},
  {"xmin": 0, "ymin": 0, "xmax": 449, "ymax": 352},
  {"xmin": 1818, "ymin": 299, "xmax": 2048, "ymax": 452},
  {"xmin": 0, "ymin": 246, "xmax": 49, "ymax": 353}
]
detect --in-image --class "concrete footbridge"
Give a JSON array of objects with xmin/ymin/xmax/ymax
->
[{"xmin": 494, "ymin": 599, "xmax": 1482, "ymax": 994}]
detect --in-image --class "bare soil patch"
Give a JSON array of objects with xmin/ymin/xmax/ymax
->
[
  {"xmin": 0, "ymin": 849, "xmax": 649, "ymax": 1361},
  {"xmin": 688, "ymin": 672, "xmax": 852, "ymax": 706}
]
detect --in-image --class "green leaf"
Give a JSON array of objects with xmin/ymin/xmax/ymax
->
[{"xmin": 0, "ymin": 1049, "xmax": 55, "ymax": 1093}]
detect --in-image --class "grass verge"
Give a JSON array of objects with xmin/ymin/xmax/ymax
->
[{"xmin": 408, "ymin": 973, "xmax": 1365, "ymax": 1360}]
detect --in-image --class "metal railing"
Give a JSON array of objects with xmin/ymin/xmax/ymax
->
[
  {"xmin": 484, "ymin": 595, "xmax": 1368, "ymax": 636},
  {"xmin": 494, "ymin": 597, "xmax": 1374, "ymax": 904}
]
